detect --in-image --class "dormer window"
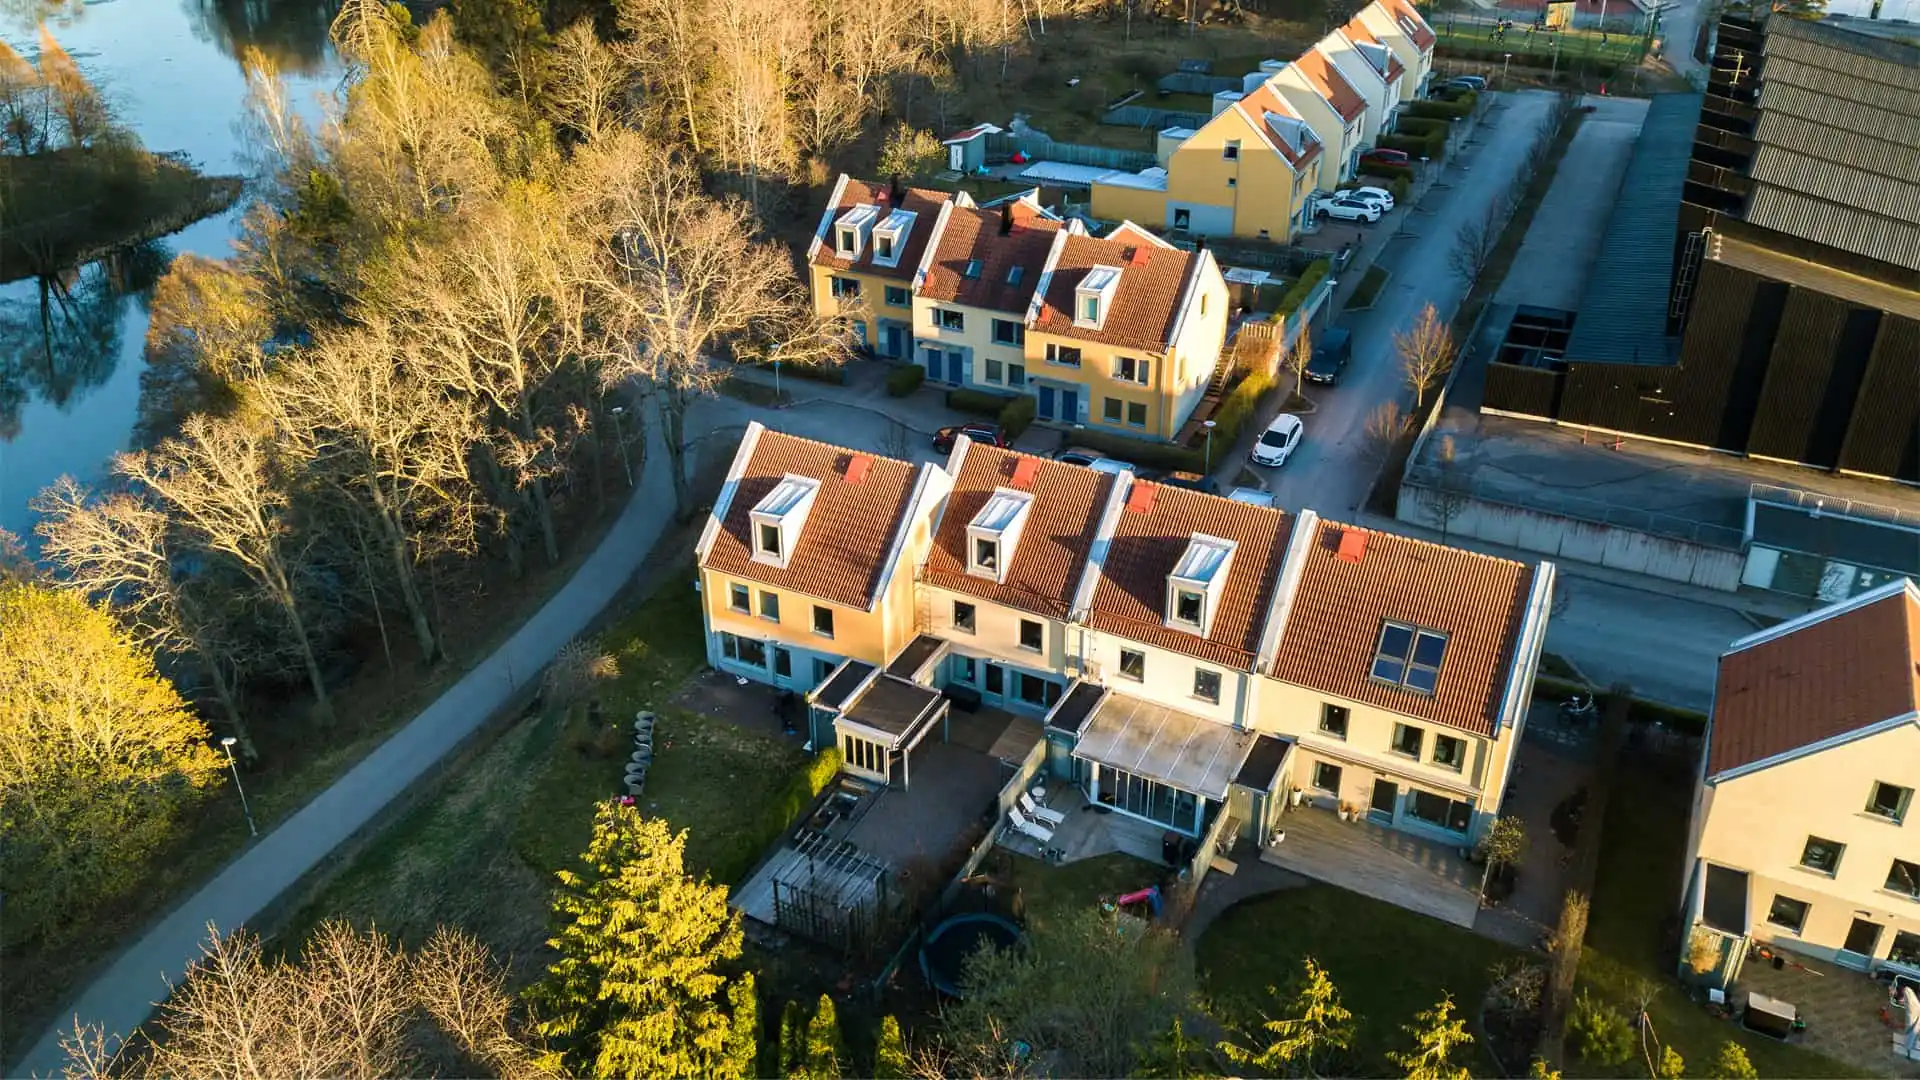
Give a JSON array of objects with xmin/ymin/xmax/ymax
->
[
  {"xmin": 871, "ymin": 209, "xmax": 916, "ymax": 268},
  {"xmin": 1075, "ymin": 265, "xmax": 1123, "ymax": 330},
  {"xmin": 1371, "ymin": 622, "xmax": 1448, "ymax": 695},
  {"xmin": 966, "ymin": 486, "xmax": 1034, "ymax": 584},
  {"xmin": 1165, "ymin": 533, "xmax": 1236, "ymax": 637},
  {"xmin": 749, "ymin": 474, "xmax": 821, "ymax": 570},
  {"xmin": 834, "ymin": 204, "xmax": 880, "ymax": 259}
]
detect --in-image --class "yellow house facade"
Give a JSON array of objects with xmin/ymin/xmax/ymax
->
[
  {"xmin": 806, "ymin": 175, "xmax": 961, "ymax": 361},
  {"xmin": 1356, "ymin": 0, "xmax": 1437, "ymax": 103},
  {"xmin": 1273, "ymin": 48, "xmax": 1370, "ymax": 191},
  {"xmin": 910, "ymin": 195, "xmax": 1065, "ymax": 393},
  {"xmin": 1682, "ymin": 580, "xmax": 1920, "ymax": 974},
  {"xmin": 1022, "ymin": 223, "xmax": 1230, "ymax": 438},
  {"xmin": 696, "ymin": 422, "xmax": 951, "ymax": 694}
]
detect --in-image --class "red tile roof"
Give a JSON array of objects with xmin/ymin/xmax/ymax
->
[
  {"xmin": 1031, "ymin": 232, "xmax": 1200, "ymax": 353},
  {"xmin": 809, "ymin": 177, "xmax": 955, "ymax": 282},
  {"xmin": 1234, "ymin": 82, "xmax": 1324, "ymax": 170},
  {"xmin": 1087, "ymin": 483, "xmax": 1293, "ymax": 669},
  {"xmin": 1708, "ymin": 584, "xmax": 1920, "ymax": 777},
  {"xmin": 1293, "ymin": 48, "xmax": 1369, "ymax": 124},
  {"xmin": 1267, "ymin": 520, "xmax": 1534, "ymax": 736},
  {"xmin": 924, "ymin": 444, "xmax": 1115, "ymax": 619},
  {"xmin": 919, "ymin": 201, "xmax": 1064, "ymax": 312},
  {"xmin": 701, "ymin": 429, "xmax": 920, "ymax": 609},
  {"xmin": 1377, "ymin": 0, "xmax": 1436, "ymax": 50}
]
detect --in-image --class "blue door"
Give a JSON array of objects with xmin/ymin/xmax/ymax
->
[
  {"xmin": 946, "ymin": 351, "xmax": 964, "ymax": 385},
  {"xmin": 884, "ymin": 324, "xmax": 905, "ymax": 359},
  {"xmin": 1037, "ymin": 385, "xmax": 1056, "ymax": 421},
  {"xmin": 1061, "ymin": 388, "xmax": 1079, "ymax": 424}
]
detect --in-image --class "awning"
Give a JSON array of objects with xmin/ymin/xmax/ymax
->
[
  {"xmin": 1072, "ymin": 694, "xmax": 1257, "ymax": 801},
  {"xmin": 837, "ymin": 674, "xmax": 945, "ymax": 750}
]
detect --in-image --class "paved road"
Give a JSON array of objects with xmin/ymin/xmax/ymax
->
[
  {"xmin": 16, "ymin": 422, "xmax": 677, "ymax": 1077},
  {"xmin": 1247, "ymin": 91, "xmax": 1557, "ymax": 521},
  {"xmin": 1541, "ymin": 573, "xmax": 1750, "ymax": 711}
]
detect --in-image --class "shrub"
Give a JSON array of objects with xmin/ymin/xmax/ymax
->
[
  {"xmin": 1378, "ymin": 133, "xmax": 1429, "ymax": 156},
  {"xmin": 947, "ymin": 387, "xmax": 1015, "ymax": 415},
  {"xmin": 1274, "ymin": 258, "xmax": 1330, "ymax": 316},
  {"xmin": 1069, "ymin": 429, "xmax": 1203, "ymax": 473},
  {"xmin": 999, "ymin": 394, "xmax": 1036, "ymax": 439},
  {"xmin": 755, "ymin": 358, "xmax": 847, "ymax": 385},
  {"xmin": 1359, "ymin": 161, "xmax": 1414, "ymax": 183},
  {"xmin": 1389, "ymin": 175, "xmax": 1411, "ymax": 203},
  {"xmin": 1406, "ymin": 92, "xmax": 1476, "ymax": 120},
  {"xmin": 713, "ymin": 748, "xmax": 842, "ymax": 886},
  {"xmin": 1711, "ymin": 1041, "xmax": 1758, "ymax": 1080},
  {"xmin": 1568, "ymin": 991, "xmax": 1634, "ymax": 1066},
  {"xmin": 884, "ymin": 364, "xmax": 925, "ymax": 397},
  {"xmin": 1207, "ymin": 369, "xmax": 1274, "ymax": 447},
  {"xmin": 1394, "ymin": 116, "xmax": 1449, "ymax": 137}
]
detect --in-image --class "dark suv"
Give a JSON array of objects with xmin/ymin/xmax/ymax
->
[
  {"xmin": 1304, "ymin": 327, "xmax": 1353, "ymax": 385},
  {"xmin": 933, "ymin": 422, "xmax": 1007, "ymax": 453}
]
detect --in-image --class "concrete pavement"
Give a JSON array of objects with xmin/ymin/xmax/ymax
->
[{"xmin": 16, "ymin": 422, "xmax": 678, "ymax": 1077}]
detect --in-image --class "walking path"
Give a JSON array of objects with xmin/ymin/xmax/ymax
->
[{"xmin": 14, "ymin": 422, "xmax": 676, "ymax": 1077}]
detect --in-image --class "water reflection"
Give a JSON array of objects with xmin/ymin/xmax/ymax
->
[
  {"xmin": 0, "ymin": 241, "xmax": 166, "ymax": 441},
  {"xmin": 185, "ymin": 0, "xmax": 339, "ymax": 74}
]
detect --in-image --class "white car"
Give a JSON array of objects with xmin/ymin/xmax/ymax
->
[
  {"xmin": 1249, "ymin": 414, "xmax": 1304, "ymax": 467},
  {"xmin": 1320, "ymin": 197, "xmax": 1383, "ymax": 223},
  {"xmin": 1335, "ymin": 186, "xmax": 1396, "ymax": 212}
]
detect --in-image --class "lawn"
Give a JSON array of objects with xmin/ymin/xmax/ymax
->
[
  {"xmin": 1576, "ymin": 762, "xmax": 1866, "ymax": 1078},
  {"xmin": 1432, "ymin": 19, "xmax": 1650, "ymax": 65},
  {"xmin": 1197, "ymin": 885, "xmax": 1520, "ymax": 1077},
  {"xmin": 1347, "ymin": 265, "xmax": 1390, "ymax": 310},
  {"xmin": 990, "ymin": 850, "xmax": 1164, "ymax": 927}
]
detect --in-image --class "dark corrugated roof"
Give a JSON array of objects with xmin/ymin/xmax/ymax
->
[
  {"xmin": 1233, "ymin": 734, "xmax": 1292, "ymax": 792},
  {"xmin": 842, "ymin": 675, "xmax": 943, "ymax": 741},
  {"xmin": 886, "ymin": 633, "xmax": 949, "ymax": 680},
  {"xmin": 1049, "ymin": 681, "xmax": 1107, "ymax": 734},
  {"xmin": 1562, "ymin": 93, "xmax": 1700, "ymax": 366}
]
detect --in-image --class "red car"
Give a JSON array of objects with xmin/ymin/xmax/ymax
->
[
  {"xmin": 933, "ymin": 422, "xmax": 1008, "ymax": 453},
  {"xmin": 1359, "ymin": 147, "xmax": 1412, "ymax": 168}
]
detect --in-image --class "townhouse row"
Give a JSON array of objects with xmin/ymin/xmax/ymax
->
[
  {"xmin": 808, "ymin": 179, "xmax": 1230, "ymax": 441},
  {"xmin": 1092, "ymin": 0, "xmax": 1437, "ymax": 240},
  {"xmin": 696, "ymin": 422, "xmax": 1555, "ymax": 856}
]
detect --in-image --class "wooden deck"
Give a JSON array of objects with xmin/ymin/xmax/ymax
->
[
  {"xmin": 1259, "ymin": 804, "xmax": 1482, "ymax": 927},
  {"xmin": 997, "ymin": 785, "xmax": 1168, "ymax": 865}
]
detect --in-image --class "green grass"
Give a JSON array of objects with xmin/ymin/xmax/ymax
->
[
  {"xmin": 1197, "ymin": 886, "xmax": 1519, "ymax": 1076},
  {"xmin": 1433, "ymin": 20, "xmax": 1649, "ymax": 65},
  {"xmin": 1577, "ymin": 766, "xmax": 1866, "ymax": 1078},
  {"xmin": 1347, "ymin": 265, "xmax": 1390, "ymax": 310},
  {"xmin": 994, "ymin": 850, "xmax": 1162, "ymax": 926}
]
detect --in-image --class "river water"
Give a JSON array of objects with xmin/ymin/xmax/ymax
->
[{"xmin": 0, "ymin": 0, "xmax": 341, "ymax": 539}]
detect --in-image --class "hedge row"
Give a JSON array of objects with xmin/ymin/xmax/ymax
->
[
  {"xmin": 712, "ymin": 747, "xmax": 843, "ymax": 886},
  {"xmin": 1000, "ymin": 394, "xmax": 1036, "ymax": 439},
  {"xmin": 1207, "ymin": 369, "xmax": 1275, "ymax": 448},
  {"xmin": 1405, "ymin": 90, "xmax": 1477, "ymax": 120},
  {"xmin": 1440, "ymin": 43, "xmax": 1622, "ymax": 78},
  {"xmin": 1532, "ymin": 675, "xmax": 1708, "ymax": 736},
  {"xmin": 1394, "ymin": 116, "xmax": 1449, "ymax": 137},
  {"xmin": 1275, "ymin": 258, "xmax": 1331, "ymax": 316},
  {"xmin": 1378, "ymin": 132, "xmax": 1442, "ymax": 161},
  {"xmin": 885, "ymin": 364, "xmax": 925, "ymax": 396},
  {"xmin": 1359, "ymin": 161, "xmax": 1415, "ymax": 184},
  {"xmin": 947, "ymin": 387, "xmax": 1016, "ymax": 415},
  {"xmin": 1070, "ymin": 429, "xmax": 1203, "ymax": 473}
]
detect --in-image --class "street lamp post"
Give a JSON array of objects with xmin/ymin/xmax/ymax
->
[
  {"xmin": 1203, "ymin": 419, "xmax": 1218, "ymax": 473},
  {"xmin": 220, "ymin": 737, "xmax": 257, "ymax": 838},
  {"xmin": 609, "ymin": 405, "xmax": 633, "ymax": 487},
  {"xmin": 1502, "ymin": 52, "xmax": 1513, "ymax": 87}
]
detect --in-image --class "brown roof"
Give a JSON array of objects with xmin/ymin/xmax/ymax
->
[
  {"xmin": 1293, "ymin": 48, "xmax": 1368, "ymax": 124},
  {"xmin": 924, "ymin": 444, "xmax": 1115, "ymax": 619},
  {"xmin": 919, "ymin": 201, "xmax": 1064, "ymax": 312},
  {"xmin": 1031, "ymin": 233, "xmax": 1199, "ymax": 353},
  {"xmin": 701, "ymin": 429, "xmax": 920, "ymax": 609},
  {"xmin": 1707, "ymin": 584, "xmax": 1920, "ymax": 777},
  {"xmin": 1376, "ymin": 0, "xmax": 1436, "ymax": 50},
  {"xmin": 1234, "ymin": 83, "xmax": 1324, "ymax": 170},
  {"xmin": 1267, "ymin": 520, "xmax": 1534, "ymax": 736},
  {"xmin": 809, "ymin": 178, "xmax": 954, "ymax": 282},
  {"xmin": 1086, "ymin": 482, "xmax": 1293, "ymax": 668}
]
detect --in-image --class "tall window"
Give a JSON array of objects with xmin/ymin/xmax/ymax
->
[
  {"xmin": 1103, "ymin": 397, "xmax": 1124, "ymax": 423},
  {"xmin": 1127, "ymin": 402, "xmax": 1148, "ymax": 428},
  {"xmin": 812, "ymin": 605, "xmax": 835, "ymax": 638},
  {"xmin": 1371, "ymin": 622, "xmax": 1448, "ymax": 694},
  {"xmin": 1319, "ymin": 703, "xmax": 1349, "ymax": 739},
  {"xmin": 729, "ymin": 582, "xmax": 750, "ymax": 613},
  {"xmin": 758, "ymin": 522, "xmax": 781, "ymax": 558},
  {"xmin": 1768, "ymin": 895, "xmax": 1810, "ymax": 934},
  {"xmin": 1019, "ymin": 619, "xmax": 1043, "ymax": 652},
  {"xmin": 1119, "ymin": 649, "xmax": 1145, "ymax": 681},
  {"xmin": 1097, "ymin": 765, "xmax": 1200, "ymax": 833},
  {"xmin": 1113, "ymin": 356, "xmax": 1150, "ymax": 385},
  {"xmin": 992, "ymin": 319, "xmax": 1024, "ymax": 345},
  {"xmin": 985, "ymin": 359, "xmax": 1005, "ymax": 384},
  {"xmin": 759, "ymin": 591, "xmax": 779, "ymax": 621},
  {"xmin": 1407, "ymin": 790, "xmax": 1472, "ymax": 834},
  {"xmin": 1174, "ymin": 589, "xmax": 1204, "ymax": 627},
  {"xmin": 1799, "ymin": 836, "xmax": 1844, "ymax": 876},
  {"xmin": 953, "ymin": 601, "xmax": 976, "ymax": 633},
  {"xmin": 1193, "ymin": 668, "xmax": 1222, "ymax": 704}
]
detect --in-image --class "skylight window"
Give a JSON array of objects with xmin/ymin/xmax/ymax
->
[
  {"xmin": 966, "ymin": 487, "xmax": 1033, "ymax": 583},
  {"xmin": 1007, "ymin": 265, "xmax": 1025, "ymax": 286},
  {"xmin": 749, "ymin": 474, "xmax": 821, "ymax": 570},
  {"xmin": 1371, "ymin": 622, "xmax": 1448, "ymax": 695},
  {"xmin": 964, "ymin": 258, "xmax": 984, "ymax": 279}
]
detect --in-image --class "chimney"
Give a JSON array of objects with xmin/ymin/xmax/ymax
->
[
  {"xmin": 1000, "ymin": 202, "xmax": 1015, "ymax": 236},
  {"xmin": 1125, "ymin": 484, "xmax": 1157, "ymax": 515},
  {"xmin": 1129, "ymin": 246, "xmax": 1151, "ymax": 266},
  {"xmin": 1194, "ymin": 237, "xmax": 1207, "ymax": 252},
  {"xmin": 845, "ymin": 454, "xmax": 874, "ymax": 484},
  {"xmin": 889, "ymin": 173, "xmax": 907, "ymax": 206},
  {"xmin": 1335, "ymin": 528, "xmax": 1368, "ymax": 563}
]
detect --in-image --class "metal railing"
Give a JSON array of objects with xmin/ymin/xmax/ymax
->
[{"xmin": 1748, "ymin": 483, "xmax": 1920, "ymax": 531}]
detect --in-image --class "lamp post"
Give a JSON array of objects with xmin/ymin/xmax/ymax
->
[
  {"xmin": 1501, "ymin": 52, "xmax": 1513, "ymax": 87},
  {"xmin": 1203, "ymin": 419, "xmax": 1218, "ymax": 473},
  {"xmin": 220, "ymin": 737, "xmax": 257, "ymax": 838},
  {"xmin": 609, "ymin": 405, "xmax": 633, "ymax": 487}
]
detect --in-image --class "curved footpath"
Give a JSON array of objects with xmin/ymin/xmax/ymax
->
[{"xmin": 14, "ymin": 421, "xmax": 674, "ymax": 1077}]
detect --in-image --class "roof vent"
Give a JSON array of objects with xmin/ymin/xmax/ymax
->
[
  {"xmin": 1000, "ymin": 203, "xmax": 1015, "ymax": 236},
  {"xmin": 1011, "ymin": 457, "xmax": 1041, "ymax": 489},
  {"xmin": 1128, "ymin": 246, "xmax": 1150, "ymax": 266},
  {"xmin": 1126, "ymin": 484, "xmax": 1157, "ymax": 515},
  {"xmin": 845, "ymin": 454, "xmax": 873, "ymax": 484},
  {"xmin": 1336, "ymin": 528, "xmax": 1368, "ymax": 563}
]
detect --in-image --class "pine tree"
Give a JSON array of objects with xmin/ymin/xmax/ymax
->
[
  {"xmin": 779, "ymin": 998, "xmax": 808, "ymax": 1077},
  {"xmin": 717, "ymin": 972, "xmax": 760, "ymax": 1080},
  {"xmin": 1139, "ymin": 1016, "xmax": 1215, "ymax": 1078},
  {"xmin": 802, "ymin": 994, "xmax": 843, "ymax": 1078},
  {"xmin": 1388, "ymin": 993, "xmax": 1475, "ymax": 1080},
  {"xmin": 1219, "ymin": 957, "xmax": 1355, "ymax": 1078},
  {"xmin": 527, "ymin": 802, "xmax": 744, "ymax": 1078},
  {"xmin": 1711, "ymin": 1040, "xmax": 1759, "ymax": 1079},
  {"xmin": 1656, "ymin": 1044, "xmax": 1686, "ymax": 1078},
  {"xmin": 872, "ymin": 1016, "xmax": 909, "ymax": 1080}
]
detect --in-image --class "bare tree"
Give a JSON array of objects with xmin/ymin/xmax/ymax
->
[
  {"xmin": 1363, "ymin": 399, "xmax": 1406, "ymax": 460},
  {"xmin": 545, "ymin": 20, "xmax": 629, "ymax": 145},
  {"xmin": 569, "ymin": 132, "xmax": 849, "ymax": 517},
  {"xmin": 614, "ymin": 0, "xmax": 714, "ymax": 152},
  {"xmin": 412, "ymin": 927, "xmax": 549, "ymax": 1078},
  {"xmin": 1448, "ymin": 200, "xmax": 1501, "ymax": 288},
  {"xmin": 1285, "ymin": 326, "xmax": 1313, "ymax": 406},
  {"xmin": 542, "ymin": 638, "xmax": 621, "ymax": 707},
  {"xmin": 119, "ymin": 413, "xmax": 332, "ymax": 721},
  {"xmin": 1396, "ymin": 303, "xmax": 1457, "ymax": 412}
]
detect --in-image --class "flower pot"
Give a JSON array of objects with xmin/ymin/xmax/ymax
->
[{"xmin": 1290, "ymin": 790, "xmax": 1305, "ymax": 807}]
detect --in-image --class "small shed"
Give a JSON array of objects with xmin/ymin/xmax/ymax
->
[{"xmin": 943, "ymin": 123, "xmax": 1004, "ymax": 174}]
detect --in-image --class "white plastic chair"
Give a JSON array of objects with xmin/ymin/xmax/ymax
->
[
  {"xmin": 1019, "ymin": 791, "xmax": 1066, "ymax": 827},
  {"xmin": 1008, "ymin": 807, "xmax": 1054, "ymax": 844}
]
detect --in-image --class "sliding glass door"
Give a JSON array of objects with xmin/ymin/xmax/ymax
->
[{"xmin": 1092, "ymin": 765, "xmax": 1202, "ymax": 835}]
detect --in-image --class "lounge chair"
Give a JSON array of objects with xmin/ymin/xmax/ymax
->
[
  {"xmin": 1008, "ymin": 807, "xmax": 1054, "ymax": 844},
  {"xmin": 1019, "ymin": 791, "xmax": 1066, "ymax": 827}
]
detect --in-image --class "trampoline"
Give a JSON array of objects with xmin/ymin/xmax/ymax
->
[{"xmin": 919, "ymin": 913, "xmax": 1022, "ymax": 998}]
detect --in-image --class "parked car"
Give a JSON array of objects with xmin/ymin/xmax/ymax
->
[
  {"xmin": 933, "ymin": 422, "xmax": 1007, "ymax": 453},
  {"xmin": 1320, "ymin": 198, "xmax": 1383, "ymax": 223},
  {"xmin": 1429, "ymin": 83, "xmax": 1468, "ymax": 101},
  {"xmin": 1227, "ymin": 486, "xmax": 1277, "ymax": 508},
  {"xmin": 1446, "ymin": 75, "xmax": 1488, "ymax": 91},
  {"xmin": 1249, "ymin": 414, "xmax": 1305, "ymax": 467},
  {"xmin": 1335, "ymin": 186, "xmax": 1395, "ymax": 212},
  {"xmin": 1161, "ymin": 471, "xmax": 1220, "ymax": 495},
  {"xmin": 1055, "ymin": 448, "xmax": 1134, "ymax": 475},
  {"xmin": 1304, "ymin": 327, "xmax": 1353, "ymax": 385},
  {"xmin": 1358, "ymin": 147, "xmax": 1412, "ymax": 168}
]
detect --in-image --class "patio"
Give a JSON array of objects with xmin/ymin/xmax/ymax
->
[
  {"xmin": 997, "ymin": 784, "xmax": 1173, "ymax": 866},
  {"xmin": 1259, "ymin": 803, "xmax": 1483, "ymax": 928},
  {"xmin": 1734, "ymin": 951, "xmax": 1920, "ymax": 1076}
]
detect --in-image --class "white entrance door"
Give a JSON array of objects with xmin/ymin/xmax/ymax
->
[{"xmin": 948, "ymin": 143, "xmax": 964, "ymax": 171}]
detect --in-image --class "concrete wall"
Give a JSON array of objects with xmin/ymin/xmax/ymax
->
[
  {"xmin": 1090, "ymin": 182, "xmax": 1174, "ymax": 229},
  {"xmin": 1396, "ymin": 480, "xmax": 1746, "ymax": 591}
]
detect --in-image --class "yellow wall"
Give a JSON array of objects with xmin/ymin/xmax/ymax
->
[
  {"xmin": 1690, "ymin": 725, "xmax": 1920, "ymax": 963},
  {"xmin": 1272, "ymin": 72, "xmax": 1354, "ymax": 191},
  {"xmin": 1164, "ymin": 108, "xmax": 1309, "ymax": 240},
  {"xmin": 914, "ymin": 297, "xmax": 1031, "ymax": 391},
  {"xmin": 1255, "ymin": 676, "xmax": 1517, "ymax": 842},
  {"xmin": 703, "ymin": 568, "xmax": 895, "ymax": 668},
  {"xmin": 1357, "ymin": 6, "xmax": 1430, "ymax": 103},
  {"xmin": 808, "ymin": 264, "xmax": 913, "ymax": 349},
  {"xmin": 1090, "ymin": 182, "xmax": 1174, "ymax": 230}
]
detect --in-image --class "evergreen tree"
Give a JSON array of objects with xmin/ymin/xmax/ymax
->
[
  {"xmin": 1528, "ymin": 1057, "xmax": 1562, "ymax": 1080},
  {"xmin": 1140, "ymin": 1015, "xmax": 1216, "ymax": 1078},
  {"xmin": 802, "ymin": 993, "xmax": 843, "ymax": 1078},
  {"xmin": 779, "ymin": 998, "xmax": 808, "ymax": 1077},
  {"xmin": 527, "ymin": 802, "xmax": 744, "ymax": 1078},
  {"xmin": 1711, "ymin": 1040, "xmax": 1759, "ymax": 1079},
  {"xmin": 1388, "ymin": 993, "xmax": 1475, "ymax": 1080},
  {"xmin": 718, "ymin": 972, "xmax": 760, "ymax": 1080},
  {"xmin": 1219, "ymin": 957, "xmax": 1355, "ymax": 1077},
  {"xmin": 872, "ymin": 1016, "xmax": 909, "ymax": 1080}
]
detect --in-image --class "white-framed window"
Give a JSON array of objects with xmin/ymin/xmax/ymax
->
[
  {"xmin": 1114, "ymin": 356, "xmax": 1150, "ymax": 385},
  {"xmin": 813, "ymin": 605, "xmax": 835, "ymax": 639},
  {"xmin": 1119, "ymin": 649, "xmax": 1145, "ymax": 681},
  {"xmin": 884, "ymin": 285, "xmax": 910, "ymax": 307},
  {"xmin": 1019, "ymin": 619, "xmax": 1043, "ymax": 652},
  {"xmin": 1046, "ymin": 343, "xmax": 1082, "ymax": 367},
  {"xmin": 953, "ymin": 601, "xmax": 976, "ymax": 632},
  {"xmin": 1312, "ymin": 761, "xmax": 1342, "ymax": 793},
  {"xmin": 1173, "ymin": 588, "xmax": 1204, "ymax": 628},
  {"xmin": 973, "ymin": 536, "xmax": 1000, "ymax": 572},
  {"xmin": 1432, "ymin": 734, "xmax": 1466, "ymax": 771},
  {"xmin": 830, "ymin": 276, "xmax": 861, "ymax": 299},
  {"xmin": 758, "ymin": 522, "xmax": 782, "ymax": 558},
  {"xmin": 1391, "ymin": 722, "xmax": 1423, "ymax": 759},
  {"xmin": 759, "ymin": 591, "xmax": 779, "ymax": 621}
]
